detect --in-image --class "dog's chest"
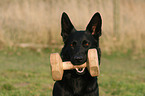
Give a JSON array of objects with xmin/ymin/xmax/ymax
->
[{"xmin": 71, "ymin": 78, "xmax": 85, "ymax": 93}]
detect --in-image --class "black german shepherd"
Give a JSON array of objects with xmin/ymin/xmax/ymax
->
[{"xmin": 53, "ymin": 12, "xmax": 102, "ymax": 96}]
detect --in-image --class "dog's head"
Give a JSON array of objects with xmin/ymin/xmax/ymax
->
[{"xmin": 60, "ymin": 12, "xmax": 102, "ymax": 67}]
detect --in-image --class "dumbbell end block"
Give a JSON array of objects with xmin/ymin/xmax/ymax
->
[
  {"xmin": 50, "ymin": 53, "xmax": 63, "ymax": 81},
  {"xmin": 89, "ymin": 66, "xmax": 99, "ymax": 77},
  {"xmin": 87, "ymin": 49, "xmax": 100, "ymax": 77},
  {"xmin": 52, "ymin": 71, "xmax": 63, "ymax": 81}
]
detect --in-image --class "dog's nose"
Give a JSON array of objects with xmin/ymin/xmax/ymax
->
[{"xmin": 74, "ymin": 56, "xmax": 83, "ymax": 62}]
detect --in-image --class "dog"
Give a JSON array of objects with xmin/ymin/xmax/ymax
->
[{"xmin": 53, "ymin": 12, "xmax": 102, "ymax": 96}]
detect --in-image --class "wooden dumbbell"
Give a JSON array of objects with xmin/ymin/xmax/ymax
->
[{"xmin": 50, "ymin": 49, "xmax": 100, "ymax": 81}]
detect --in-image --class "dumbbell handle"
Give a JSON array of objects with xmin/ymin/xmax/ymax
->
[{"xmin": 63, "ymin": 62, "xmax": 86, "ymax": 70}]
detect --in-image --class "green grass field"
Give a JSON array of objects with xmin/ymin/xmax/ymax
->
[{"xmin": 0, "ymin": 48, "xmax": 145, "ymax": 96}]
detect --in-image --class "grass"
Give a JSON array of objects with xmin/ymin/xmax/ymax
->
[
  {"xmin": 99, "ymin": 56, "xmax": 145, "ymax": 96},
  {"xmin": 0, "ymin": 48, "xmax": 144, "ymax": 96},
  {"xmin": 0, "ymin": 48, "xmax": 57, "ymax": 96}
]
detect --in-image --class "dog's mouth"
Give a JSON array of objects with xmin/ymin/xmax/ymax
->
[{"xmin": 75, "ymin": 67, "xmax": 85, "ymax": 74}]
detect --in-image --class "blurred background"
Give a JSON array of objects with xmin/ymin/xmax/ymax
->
[
  {"xmin": 0, "ymin": 0, "xmax": 145, "ymax": 96},
  {"xmin": 0, "ymin": 0, "xmax": 145, "ymax": 54}
]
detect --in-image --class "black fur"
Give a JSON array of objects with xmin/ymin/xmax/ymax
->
[{"xmin": 53, "ymin": 12, "xmax": 102, "ymax": 96}]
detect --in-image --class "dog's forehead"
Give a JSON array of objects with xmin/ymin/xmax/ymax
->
[{"xmin": 70, "ymin": 31, "xmax": 90, "ymax": 40}]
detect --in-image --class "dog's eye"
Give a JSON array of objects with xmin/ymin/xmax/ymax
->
[
  {"xmin": 82, "ymin": 40, "xmax": 89, "ymax": 47},
  {"xmin": 71, "ymin": 41, "xmax": 77, "ymax": 47},
  {"xmin": 85, "ymin": 43, "xmax": 89, "ymax": 46}
]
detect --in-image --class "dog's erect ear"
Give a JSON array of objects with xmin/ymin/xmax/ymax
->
[
  {"xmin": 86, "ymin": 12, "xmax": 102, "ymax": 38},
  {"xmin": 61, "ymin": 12, "xmax": 75, "ymax": 42}
]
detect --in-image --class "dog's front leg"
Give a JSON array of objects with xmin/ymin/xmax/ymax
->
[{"xmin": 53, "ymin": 82, "xmax": 73, "ymax": 96}]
